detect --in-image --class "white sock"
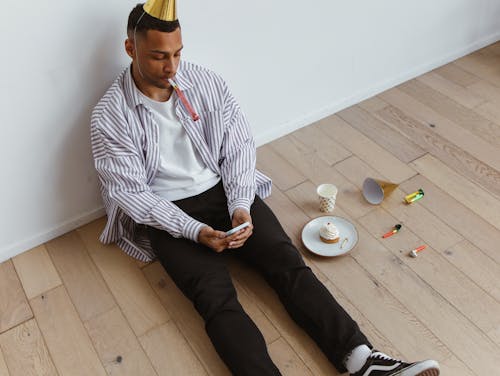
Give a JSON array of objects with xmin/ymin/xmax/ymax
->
[{"xmin": 344, "ymin": 344, "xmax": 372, "ymax": 374}]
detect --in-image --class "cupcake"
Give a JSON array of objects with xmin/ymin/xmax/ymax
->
[{"xmin": 319, "ymin": 222, "xmax": 340, "ymax": 243}]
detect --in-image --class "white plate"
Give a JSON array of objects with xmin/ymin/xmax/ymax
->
[{"xmin": 301, "ymin": 216, "xmax": 358, "ymax": 257}]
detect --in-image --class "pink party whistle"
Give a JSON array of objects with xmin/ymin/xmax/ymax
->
[{"xmin": 168, "ymin": 78, "xmax": 200, "ymax": 122}]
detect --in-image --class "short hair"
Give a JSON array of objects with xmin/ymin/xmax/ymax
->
[{"xmin": 127, "ymin": 3, "xmax": 181, "ymax": 36}]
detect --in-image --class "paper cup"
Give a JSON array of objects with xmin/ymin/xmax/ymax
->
[{"xmin": 317, "ymin": 184, "xmax": 338, "ymax": 212}]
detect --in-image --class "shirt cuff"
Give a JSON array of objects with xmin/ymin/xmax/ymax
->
[
  {"xmin": 228, "ymin": 198, "xmax": 252, "ymax": 218},
  {"xmin": 182, "ymin": 218, "xmax": 207, "ymax": 243}
]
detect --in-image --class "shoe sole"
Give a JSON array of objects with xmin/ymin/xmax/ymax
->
[
  {"xmin": 397, "ymin": 359, "xmax": 440, "ymax": 376},
  {"xmin": 413, "ymin": 370, "xmax": 439, "ymax": 376}
]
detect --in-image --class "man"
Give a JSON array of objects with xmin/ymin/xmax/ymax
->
[{"xmin": 90, "ymin": 1, "xmax": 441, "ymax": 375}]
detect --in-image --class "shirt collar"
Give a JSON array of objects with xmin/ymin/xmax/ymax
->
[{"xmin": 124, "ymin": 60, "xmax": 194, "ymax": 109}]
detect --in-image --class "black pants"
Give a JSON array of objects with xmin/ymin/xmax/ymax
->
[{"xmin": 148, "ymin": 182, "xmax": 370, "ymax": 375}]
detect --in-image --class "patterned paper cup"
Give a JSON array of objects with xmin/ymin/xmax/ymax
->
[{"xmin": 317, "ymin": 184, "xmax": 338, "ymax": 213}]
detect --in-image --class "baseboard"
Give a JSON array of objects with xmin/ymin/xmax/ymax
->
[
  {"xmin": 255, "ymin": 31, "xmax": 500, "ymax": 147},
  {"xmin": 0, "ymin": 207, "xmax": 106, "ymax": 263}
]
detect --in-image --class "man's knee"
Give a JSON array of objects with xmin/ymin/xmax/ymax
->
[{"xmin": 269, "ymin": 240, "xmax": 306, "ymax": 269}]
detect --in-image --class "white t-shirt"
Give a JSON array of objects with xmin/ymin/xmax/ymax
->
[{"xmin": 138, "ymin": 91, "xmax": 220, "ymax": 201}]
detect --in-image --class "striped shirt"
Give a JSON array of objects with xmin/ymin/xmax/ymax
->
[{"xmin": 90, "ymin": 60, "xmax": 272, "ymax": 261}]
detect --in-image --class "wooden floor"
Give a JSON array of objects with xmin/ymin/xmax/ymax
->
[{"xmin": 2, "ymin": 43, "xmax": 500, "ymax": 376}]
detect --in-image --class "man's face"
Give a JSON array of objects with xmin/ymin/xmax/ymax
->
[{"xmin": 127, "ymin": 28, "xmax": 183, "ymax": 90}]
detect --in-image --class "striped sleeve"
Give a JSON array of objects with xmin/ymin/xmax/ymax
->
[
  {"xmin": 219, "ymin": 80, "xmax": 257, "ymax": 217},
  {"xmin": 91, "ymin": 112, "xmax": 206, "ymax": 242}
]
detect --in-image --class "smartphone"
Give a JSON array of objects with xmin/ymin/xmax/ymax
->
[{"xmin": 226, "ymin": 221, "xmax": 251, "ymax": 236}]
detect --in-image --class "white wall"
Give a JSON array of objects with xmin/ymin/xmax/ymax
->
[{"xmin": 1, "ymin": 0, "xmax": 499, "ymax": 262}]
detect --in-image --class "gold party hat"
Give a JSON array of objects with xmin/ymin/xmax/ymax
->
[
  {"xmin": 362, "ymin": 177, "xmax": 399, "ymax": 205},
  {"xmin": 144, "ymin": 0, "xmax": 177, "ymax": 22}
]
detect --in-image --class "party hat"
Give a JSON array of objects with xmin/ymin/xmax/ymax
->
[
  {"xmin": 362, "ymin": 177, "xmax": 399, "ymax": 205},
  {"xmin": 144, "ymin": 0, "xmax": 177, "ymax": 22}
]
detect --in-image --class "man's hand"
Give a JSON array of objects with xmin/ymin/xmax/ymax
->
[
  {"xmin": 198, "ymin": 226, "xmax": 232, "ymax": 253},
  {"xmin": 228, "ymin": 208, "xmax": 253, "ymax": 249},
  {"xmin": 197, "ymin": 209, "xmax": 253, "ymax": 252}
]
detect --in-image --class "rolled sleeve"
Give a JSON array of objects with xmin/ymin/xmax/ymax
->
[
  {"xmin": 228, "ymin": 198, "xmax": 252, "ymax": 218},
  {"xmin": 182, "ymin": 218, "xmax": 206, "ymax": 242}
]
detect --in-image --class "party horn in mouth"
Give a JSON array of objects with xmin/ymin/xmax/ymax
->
[
  {"xmin": 168, "ymin": 78, "xmax": 200, "ymax": 121},
  {"xmin": 382, "ymin": 224, "xmax": 402, "ymax": 238}
]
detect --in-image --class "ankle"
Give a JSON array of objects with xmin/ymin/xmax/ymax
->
[{"xmin": 344, "ymin": 344, "xmax": 372, "ymax": 374}]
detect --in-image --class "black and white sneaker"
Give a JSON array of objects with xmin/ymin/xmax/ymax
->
[{"xmin": 351, "ymin": 350, "xmax": 440, "ymax": 376}]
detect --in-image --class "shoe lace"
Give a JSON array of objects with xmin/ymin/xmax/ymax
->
[{"xmin": 371, "ymin": 351, "xmax": 402, "ymax": 363}]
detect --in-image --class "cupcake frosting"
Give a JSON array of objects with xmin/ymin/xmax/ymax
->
[{"xmin": 319, "ymin": 222, "xmax": 339, "ymax": 240}]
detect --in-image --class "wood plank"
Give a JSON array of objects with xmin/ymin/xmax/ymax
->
[
  {"xmin": 416, "ymin": 71, "xmax": 486, "ymax": 108},
  {"xmin": 289, "ymin": 124, "xmax": 352, "ymax": 166},
  {"xmin": 379, "ymin": 87, "xmax": 500, "ymax": 171},
  {"xmin": 337, "ymin": 105, "xmax": 426, "ymax": 163},
  {"xmin": 268, "ymin": 338, "xmax": 314, "ymax": 376},
  {"xmin": 399, "ymin": 174, "xmax": 500, "ymax": 265},
  {"xmin": 270, "ymin": 135, "xmax": 335, "ymax": 184},
  {"xmin": 358, "ymin": 208, "xmax": 500, "ymax": 345},
  {"xmin": 283, "ymin": 181, "xmax": 324, "ymax": 220},
  {"xmin": 467, "ymin": 80, "xmax": 500, "ymax": 103},
  {"xmin": 0, "ymin": 319, "xmax": 57, "ymax": 376},
  {"xmin": 256, "ymin": 144, "xmax": 306, "ymax": 191},
  {"xmin": 475, "ymin": 44, "xmax": 500, "ymax": 58},
  {"xmin": 482, "ymin": 42, "xmax": 500, "ymax": 56},
  {"xmin": 343, "ymin": 210, "xmax": 500, "ymax": 374},
  {"xmin": 445, "ymin": 240, "xmax": 500, "ymax": 303},
  {"xmin": 30, "ymin": 286, "xmax": 107, "ymax": 376},
  {"xmin": 0, "ymin": 260, "xmax": 32, "ymax": 334},
  {"xmin": 339, "ymin": 156, "xmax": 462, "ymax": 251},
  {"xmin": 0, "ymin": 348, "xmax": 8, "ymax": 376},
  {"xmin": 454, "ymin": 53, "xmax": 500, "ymax": 87},
  {"xmin": 358, "ymin": 96, "xmax": 388, "ymax": 113},
  {"xmin": 139, "ymin": 321, "xmax": 207, "ymax": 376},
  {"xmin": 77, "ymin": 218, "xmax": 169, "ymax": 337},
  {"xmin": 142, "ymin": 262, "xmax": 231, "ymax": 376},
  {"xmin": 45, "ymin": 231, "xmax": 116, "ymax": 322},
  {"xmin": 398, "ymin": 79, "xmax": 500, "ymax": 147},
  {"xmin": 375, "ymin": 105, "xmax": 500, "ymax": 198},
  {"xmin": 472, "ymin": 46, "xmax": 500, "ymax": 58},
  {"xmin": 84, "ymin": 307, "xmax": 158, "ymax": 376},
  {"xmin": 410, "ymin": 154, "xmax": 500, "ymax": 231},
  {"xmin": 475, "ymin": 101, "xmax": 500, "ymax": 127},
  {"xmin": 314, "ymin": 115, "xmax": 416, "ymax": 183},
  {"xmin": 12, "ymin": 245, "xmax": 62, "ymax": 300},
  {"xmin": 433, "ymin": 63, "xmax": 481, "ymax": 88}
]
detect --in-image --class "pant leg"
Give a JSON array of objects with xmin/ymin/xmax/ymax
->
[
  {"xmin": 147, "ymin": 184, "xmax": 281, "ymax": 376},
  {"xmin": 236, "ymin": 196, "xmax": 371, "ymax": 373}
]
